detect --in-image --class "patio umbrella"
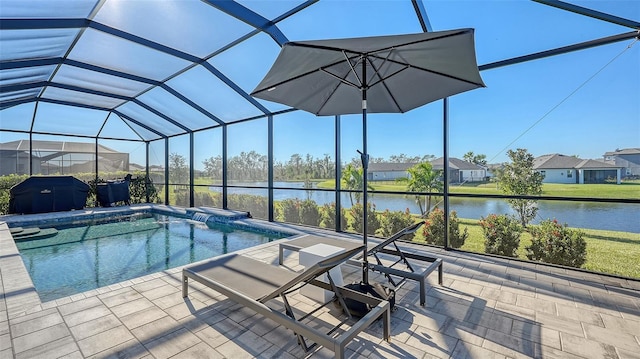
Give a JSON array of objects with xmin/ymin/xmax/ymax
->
[{"xmin": 252, "ymin": 29, "xmax": 485, "ymax": 284}]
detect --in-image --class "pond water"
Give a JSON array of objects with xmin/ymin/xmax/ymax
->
[{"xmin": 215, "ymin": 182, "xmax": 639, "ymax": 233}]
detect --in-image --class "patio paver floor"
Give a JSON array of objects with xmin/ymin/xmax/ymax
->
[{"xmin": 1, "ymin": 218, "xmax": 639, "ymax": 359}]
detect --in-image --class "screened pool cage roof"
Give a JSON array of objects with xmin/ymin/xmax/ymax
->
[{"xmin": 1, "ymin": 0, "xmax": 638, "ymax": 142}]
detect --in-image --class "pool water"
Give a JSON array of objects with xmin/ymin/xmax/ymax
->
[{"xmin": 15, "ymin": 213, "xmax": 287, "ymax": 302}]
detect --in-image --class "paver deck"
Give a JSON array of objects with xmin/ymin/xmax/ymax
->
[{"xmin": 1, "ymin": 212, "xmax": 639, "ymax": 358}]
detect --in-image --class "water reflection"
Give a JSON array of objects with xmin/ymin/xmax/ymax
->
[{"xmin": 213, "ymin": 183, "xmax": 639, "ymax": 233}]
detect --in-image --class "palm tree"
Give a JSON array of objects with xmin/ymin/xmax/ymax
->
[
  {"xmin": 397, "ymin": 162, "xmax": 443, "ymax": 216},
  {"xmin": 341, "ymin": 164, "xmax": 374, "ymax": 205}
]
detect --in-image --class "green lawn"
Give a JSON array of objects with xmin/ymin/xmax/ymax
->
[
  {"xmin": 176, "ymin": 178, "xmax": 640, "ymax": 278},
  {"xmin": 318, "ymin": 179, "xmax": 640, "ymax": 199},
  {"xmin": 410, "ymin": 219, "xmax": 640, "ymax": 279}
]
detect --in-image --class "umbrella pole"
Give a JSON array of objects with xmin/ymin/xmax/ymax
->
[{"xmin": 361, "ymin": 63, "xmax": 369, "ymax": 285}]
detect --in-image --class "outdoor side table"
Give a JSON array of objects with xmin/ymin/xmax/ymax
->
[{"xmin": 299, "ymin": 243, "xmax": 345, "ymax": 303}]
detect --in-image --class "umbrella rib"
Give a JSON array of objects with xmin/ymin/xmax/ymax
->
[
  {"xmin": 367, "ymin": 52, "xmax": 485, "ymax": 87},
  {"xmin": 364, "ymin": 54, "xmax": 405, "ymax": 113},
  {"xmin": 314, "ymin": 54, "xmax": 361, "ymax": 114}
]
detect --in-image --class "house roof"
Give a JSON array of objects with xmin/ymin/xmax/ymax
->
[
  {"xmin": 368, "ymin": 157, "xmax": 485, "ymax": 173},
  {"xmin": 603, "ymin": 148, "xmax": 640, "ymax": 156},
  {"xmin": 0, "ymin": 140, "xmax": 121, "ymax": 154},
  {"xmin": 533, "ymin": 154, "xmax": 582, "ymax": 169},
  {"xmin": 431, "ymin": 157, "xmax": 484, "ymax": 170},
  {"xmin": 575, "ymin": 159, "xmax": 621, "ymax": 169},
  {"xmin": 534, "ymin": 153, "xmax": 621, "ymax": 169},
  {"xmin": 368, "ymin": 162, "xmax": 417, "ymax": 172}
]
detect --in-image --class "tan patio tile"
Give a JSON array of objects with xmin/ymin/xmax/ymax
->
[
  {"xmin": 13, "ymin": 335, "xmax": 78, "ymax": 359},
  {"xmin": 482, "ymin": 328, "xmax": 536, "ymax": 359},
  {"xmin": 450, "ymin": 341, "xmax": 509, "ymax": 359},
  {"xmin": 535, "ymin": 343, "xmax": 584, "ymax": 359},
  {"xmin": 254, "ymin": 344, "xmax": 298, "ymax": 359},
  {"xmin": 405, "ymin": 324, "xmax": 459, "ymax": 359},
  {"xmin": 367, "ymin": 339, "xmax": 429, "ymax": 359},
  {"xmin": 12, "ymin": 322, "xmax": 71, "ymax": 355},
  {"xmin": 119, "ymin": 305, "xmax": 167, "ymax": 330},
  {"xmin": 0, "ymin": 333, "xmax": 11, "ymax": 352},
  {"xmin": 214, "ymin": 327, "xmax": 273, "ymax": 358},
  {"xmin": 193, "ymin": 317, "xmax": 246, "ymax": 348},
  {"xmin": 57, "ymin": 296, "xmax": 102, "ymax": 316},
  {"xmin": 110, "ymin": 297, "xmax": 154, "ymax": 318},
  {"xmin": 479, "ymin": 287, "xmax": 517, "ymax": 305},
  {"xmin": 618, "ymin": 346, "xmax": 640, "ymax": 359},
  {"xmin": 516, "ymin": 293, "xmax": 556, "ymax": 315},
  {"xmin": 170, "ymin": 342, "xmax": 225, "ymax": 359},
  {"xmin": 561, "ymin": 331, "xmax": 620, "ymax": 358},
  {"xmin": 139, "ymin": 282, "xmax": 178, "ymax": 301},
  {"xmin": 76, "ymin": 325, "xmax": 135, "ymax": 357},
  {"xmin": 132, "ymin": 278, "xmax": 170, "ymax": 293},
  {"xmin": 600, "ymin": 312, "xmax": 640, "ymax": 336},
  {"xmin": 494, "ymin": 301, "xmax": 536, "ymax": 321},
  {"xmin": 151, "ymin": 290, "xmax": 186, "ymax": 310},
  {"xmin": 511, "ymin": 318, "xmax": 561, "ymax": 349},
  {"xmin": 583, "ymin": 322, "xmax": 640, "ymax": 352},
  {"xmin": 63, "ymin": 304, "xmax": 112, "ymax": 327},
  {"xmin": 10, "ymin": 309, "xmax": 63, "ymax": 337},
  {"xmin": 91, "ymin": 338, "xmax": 150, "ymax": 359},
  {"xmin": 69, "ymin": 313, "xmax": 121, "ymax": 341},
  {"xmin": 440, "ymin": 318, "xmax": 489, "ymax": 347},
  {"xmin": 143, "ymin": 327, "xmax": 202, "ymax": 359},
  {"xmin": 535, "ymin": 311, "xmax": 585, "ymax": 337},
  {"xmin": 131, "ymin": 315, "xmax": 181, "ymax": 344},
  {"xmin": 99, "ymin": 287, "xmax": 144, "ymax": 308}
]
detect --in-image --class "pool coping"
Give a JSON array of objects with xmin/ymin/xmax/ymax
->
[{"xmin": 0, "ymin": 205, "xmax": 307, "ymax": 317}]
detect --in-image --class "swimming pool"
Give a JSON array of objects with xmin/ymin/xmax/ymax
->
[{"xmin": 14, "ymin": 212, "xmax": 288, "ymax": 302}]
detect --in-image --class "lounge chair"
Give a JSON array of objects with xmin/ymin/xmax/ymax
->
[
  {"xmin": 278, "ymin": 221, "xmax": 443, "ymax": 306},
  {"xmin": 182, "ymin": 246, "xmax": 390, "ymax": 358}
]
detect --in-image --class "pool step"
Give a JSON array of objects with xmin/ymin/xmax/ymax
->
[{"xmin": 11, "ymin": 227, "xmax": 58, "ymax": 240}]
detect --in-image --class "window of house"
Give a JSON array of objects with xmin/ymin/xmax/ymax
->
[{"xmin": 567, "ymin": 170, "xmax": 572, "ymax": 178}]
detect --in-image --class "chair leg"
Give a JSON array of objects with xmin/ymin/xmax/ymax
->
[{"xmin": 182, "ymin": 274, "xmax": 188, "ymax": 298}]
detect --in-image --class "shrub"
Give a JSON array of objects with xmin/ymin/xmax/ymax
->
[
  {"xmin": 479, "ymin": 214, "xmax": 522, "ymax": 257},
  {"xmin": 0, "ymin": 174, "xmax": 29, "ymax": 214},
  {"xmin": 349, "ymin": 203, "xmax": 380, "ymax": 235},
  {"xmin": 320, "ymin": 202, "xmax": 347, "ymax": 231},
  {"xmin": 422, "ymin": 208, "xmax": 468, "ymax": 248},
  {"xmin": 299, "ymin": 199, "xmax": 321, "ymax": 226},
  {"xmin": 228, "ymin": 194, "xmax": 268, "ymax": 219},
  {"xmin": 129, "ymin": 174, "xmax": 159, "ymax": 204},
  {"xmin": 277, "ymin": 198, "xmax": 301, "ymax": 223},
  {"xmin": 378, "ymin": 208, "xmax": 415, "ymax": 239},
  {"xmin": 525, "ymin": 219, "xmax": 587, "ymax": 268}
]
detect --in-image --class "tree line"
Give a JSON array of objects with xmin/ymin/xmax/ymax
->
[
  {"xmin": 196, "ymin": 152, "xmax": 443, "ymax": 182},
  {"xmin": 171, "ymin": 149, "xmax": 542, "ymax": 226}
]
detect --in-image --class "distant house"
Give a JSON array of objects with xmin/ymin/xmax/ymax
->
[
  {"xmin": 367, "ymin": 162, "xmax": 416, "ymax": 181},
  {"xmin": 0, "ymin": 140, "xmax": 129, "ymax": 176},
  {"xmin": 431, "ymin": 157, "xmax": 487, "ymax": 183},
  {"xmin": 367, "ymin": 157, "xmax": 486, "ymax": 183},
  {"xmin": 603, "ymin": 148, "xmax": 640, "ymax": 178},
  {"xmin": 533, "ymin": 154, "xmax": 621, "ymax": 184}
]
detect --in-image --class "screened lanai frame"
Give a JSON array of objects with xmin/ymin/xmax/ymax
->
[{"xmin": 1, "ymin": 1, "xmax": 639, "ymax": 274}]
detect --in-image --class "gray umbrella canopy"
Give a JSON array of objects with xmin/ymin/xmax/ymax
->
[
  {"xmin": 252, "ymin": 29, "xmax": 485, "ymax": 115},
  {"xmin": 252, "ymin": 29, "xmax": 484, "ymax": 285}
]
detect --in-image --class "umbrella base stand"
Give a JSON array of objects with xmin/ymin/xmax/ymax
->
[{"xmin": 335, "ymin": 282, "xmax": 396, "ymax": 318}]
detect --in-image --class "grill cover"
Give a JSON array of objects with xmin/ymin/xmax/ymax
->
[{"xmin": 9, "ymin": 176, "xmax": 90, "ymax": 214}]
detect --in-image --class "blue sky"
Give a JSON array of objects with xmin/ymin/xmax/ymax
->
[
  {"xmin": 1, "ymin": 1, "xmax": 638, "ymax": 169},
  {"xmin": 178, "ymin": 0, "xmax": 638, "ymax": 170},
  {"xmin": 259, "ymin": 0, "xmax": 640, "ymax": 166}
]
